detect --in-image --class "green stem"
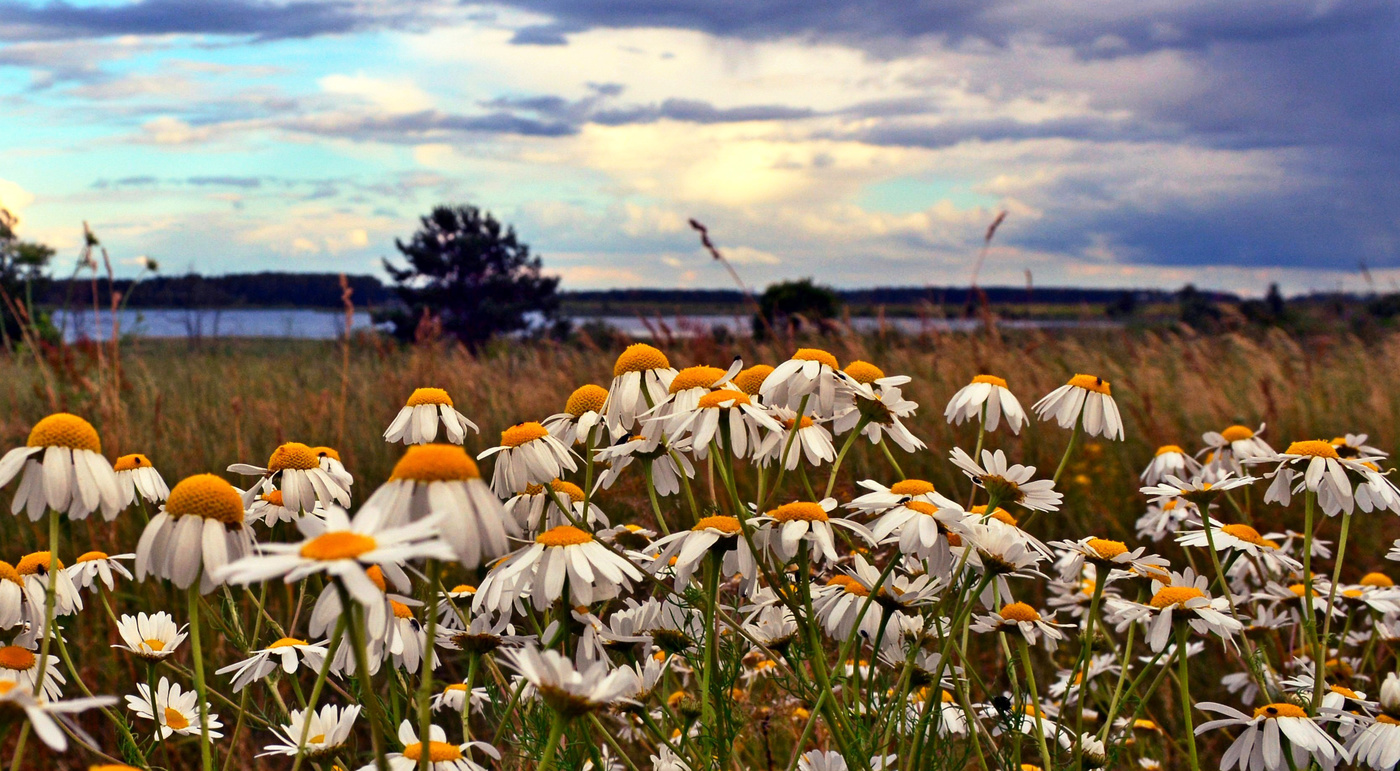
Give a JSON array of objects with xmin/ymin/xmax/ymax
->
[
  {"xmin": 537, "ymin": 711, "xmax": 568, "ymax": 771},
  {"xmin": 1176, "ymin": 624, "xmax": 1200, "ymax": 771},
  {"xmin": 1069, "ymin": 574, "xmax": 1107, "ymax": 767},
  {"xmin": 1300, "ymin": 491, "xmax": 1322, "ymax": 714},
  {"xmin": 1052, "ymin": 412, "xmax": 1083, "ymax": 485},
  {"xmin": 1316, "ymin": 509, "xmax": 1352, "ymax": 712},
  {"xmin": 877, "ymin": 440, "xmax": 905, "ymax": 480},
  {"xmin": 1017, "ymin": 640, "xmax": 1055, "ymax": 771},
  {"xmin": 33, "ymin": 509, "xmax": 60, "ymax": 695},
  {"xmin": 418, "ymin": 560, "xmax": 441, "ymax": 771},
  {"xmin": 825, "ymin": 416, "xmax": 870, "ymax": 498},
  {"xmin": 338, "ymin": 583, "xmax": 390, "ymax": 771},
  {"xmin": 188, "ymin": 581, "xmax": 213, "ymax": 771}
]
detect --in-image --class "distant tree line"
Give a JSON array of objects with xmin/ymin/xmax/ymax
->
[{"xmin": 41, "ymin": 272, "xmax": 393, "ymax": 309}]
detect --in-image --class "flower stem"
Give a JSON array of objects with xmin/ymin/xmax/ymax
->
[
  {"xmin": 417, "ymin": 559, "xmax": 441, "ymax": 771},
  {"xmin": 1052, "ymin": 413, "xmax": 1083, "ymax": 485},
  {"xmin": 337, "ymin": 582, "xmax": 390, "ymax": 771},
  {"xmin": 1017, "ymin": 640, "xmax": 1055, "ymax": 771},
  {"xmin": 1300, "ymin": 490, "xmax": 1323, "ymax": 714},
  {"xmin": 32, "ymin": 509, "xmax": 60, "ymax": 695},
  {"xmin": 825, "ymin": 415, "xmax": 870, "ymax": 498},
  {"xmin": 188, "ymin": 581, "xmax": 213, "ymax": 771},
  {"xmin": 537, "ymin": 710, "xmax": 568, "ymax": 771},
  {"xmin": 289, "ymin": 614, "xmax": 345, "ymax": 771},
  {"xmin": 1176, "ymin": 624, "xmax": 1200, "ymax": 771},
  {"xmin": 1317, "ymin": 509, "xmax": 1352, "ymax": 712}
]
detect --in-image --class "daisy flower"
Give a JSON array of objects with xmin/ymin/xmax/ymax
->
[
  {"xmin": 647, "ymin": 362, "xmax": 741, "ymax": 430},
  {"xmin": 217, "ymin": 502, "xmax": 451, "ymax": 610},
  {"xmin": 847, "ymin": 478, "xmax": 944, "ymax": 513},
  {"xmin": 505, "ymin": 645, "xmax": 637, "ymax": 715},
  {"xmin": 1139, "ymin": 445, "xmax": 1203, "ymax": 486},
  {"xmin": 733, "ymin": 364, "xmax": 774, "ymax": 397},
  {"xmin": 867, "ymin": 496, "xmax": 966, "ymax": 572},
  {"xmin": 0, "ymin": 412, "xmax": 121, "ymax": 520},
  {"xmin": 971, "ymin": 602, "xmax": 1069, "ymax": 651},
  {"xmin": 431, "ymin": 682, "xmax": 488, "ymax": 714},
  {"xmin": 949, "ymin": 448, "xmax": 1063, "ymax": 512},
  {"xmin": 246, "ymin": 487, "xmax": 303, "ymax": 526},
  {"xmin": 798, "ymin": 750, "xmax": 850, "ymax": 771},
  {"xmin": 478, "ymin": 422, "xmax": 577, "ymax": 497},
  {"xmin": 126, "ymin": 676, "xmax": 223, "ymax": 740},
  {"xmin": 604, "ymin": 343, "xmax": 677, "ymax": 435},
  {"xmin": 744, "ymin": 604, "xmax": 799, "ymax": 650},
  {"xmin": 0, "ymin": 680, "xmax": 116, "ymax": 752},
  {"xmin": 386, "ymin": 599, "xmax": 435, "ymax": 672},
  {"xmin": 1110, "ymin": 568, "xmax": 1242, "ymax": 652},
  {"xmin": 543, "ymin": 384, "xmax": 613, "ymax": 448},
  {"xmin": 1176, "ymin": 520, "xmax": 1301, "ymax": 572},
  {"xmin": 665, "ymin": 389, "xmax": 781, "ymax": 461},
  {"xmin": 0, "ymin": 562, "xmax": 25, "ymax": 629},
  {"xmin": 760, "ymin": 348, "xmax": 845, "ymax": 417},
  {"xmin": 1139, "ymin": 472, "xmax": 1256, "ymax": 510},
  {"xmin": 362, "ymin": 443, "xmax": 511, "ymax": 567},
  {"xmin": 1348, "ymin": 673, "xmax": 1400, "ymax": 769},
  {"xmin": 1195, "ymin": 701, "xmax": 1349, "ymax": 771},
  {"xmin": 112, "ymin": 453, "xmax": 169, "ymax": 506},
  {"xmin": 1332, "ymin": 433, "xmax": 1387, "ymax": 459},
  {"xmin": 228, "ymin": 442, "xmax": 351, "ymax": 514},
  {"xmin": 135, "ymin": 474, "xmax": 256, "ymax": 593},
  {"xmin": 651, "ymin": 746, "xmax": 692, "ymax": 771},
  {"xmin": 594, "ymin": 433, "xmax": 695, "ymax": 497},
  {"xmin": 383, "ymin": 387, "xmax": 478, "ymax": 445},
  {"xmin": 215, "ymin": 637, "xmax": 328, "ymax": 692},
  {"xmin": 1050, "ymin": 536, "xmax": 1171, "ymax": 582},
  {"xmin": 1257, "ymin": 439, "xmax": 1392, "ymax": 516},
  {"xmin": 1032, "ymin": 373, "xmax": 1124, "ymax": 441},
  {"xmin": 474, "ymin": 524, "xmax": 643, "ymax": 612},
  {"xmin": 647, "ymin": 515, "xmax": 758, "ymax": 589},
  {"xmin": 752, "ymin": 499, "xmax": 873, "ymax": 564},
  {"xmin": 944, "ymin": 374, "xmax": 1028, "ymax": 434},
  {"xmin": 313, "ymin": 446, "xmax": 354, "ymax": 490},
  {"xmin": 15, "ymin": 550, "xmax": 84, "ymax": 618},
  {"xmin": 1201, "ymin": 424, "xmax": 1276, "ymax": 471},
  {"xmin": 833, "ymin": 362, "xmax": 925, "ymax": 451},
  {"xmin": 113, "ymin": 612, "xmax": 186, "ymax": 661},
  {"xmin": 755, "ymin": 409, "xmax": 836, "ymax": 470},
  {"xmin": 0, "ymin": 645, "xmax": 64, "ymax": 700},
  {"xmin": 259, "ymin": 703, "xmax": 361, "ymax": 760},
  {"xmin": 1135, "ymin": 498, "xmax": 1198, "ymax": 542},
  {"xmin": 962, "ymin": 520, "xmax": 1048, "ymax": 597},
  {"xmin": 67, "ymin": 550, "xmax": 133, "ymax": 592}
]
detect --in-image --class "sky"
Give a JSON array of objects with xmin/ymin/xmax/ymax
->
[{"xmin": 0, "ymin": 1, "xmax": 1396, "ymax": 295}]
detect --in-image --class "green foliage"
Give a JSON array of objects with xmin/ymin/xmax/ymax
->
[
  {"xmin": 756, "ymin": 278, "xmax": 842, "ymax": 336},
  {"xmin": 379, "ymin": 204, "xmax": 560, "ymax": 351}
]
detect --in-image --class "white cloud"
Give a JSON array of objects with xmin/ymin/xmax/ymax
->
[{"xmin": 320, "ymin": 73, "xmax": 435, "ymax": 113}]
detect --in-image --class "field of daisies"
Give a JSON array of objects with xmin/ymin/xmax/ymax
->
[{"xmin": 4, "ymin": 335, "xmax": 1400, "ymax": 771}]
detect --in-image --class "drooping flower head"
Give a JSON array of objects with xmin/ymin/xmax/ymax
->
[
  {"xmin": 945, "ymin": 374, "xmax": 1028, "ymax": 435},
  {"xmin": 135, "ymin": 473, "xmax": 255, "ymax": 593},
  {"xmin": 604, "ymin": 344, "xmax": 676, "ymax": 435},
  {"xmin": 384, "ymin": 387, "xmax": 479, "ymax": 445},
  {"xmin": 0, "ymin": 413, "xmax": 121, "ymax": 520},
  {"xmin": 1033, "ymin": 374, "xmax": 1124, "ymax": 441}
]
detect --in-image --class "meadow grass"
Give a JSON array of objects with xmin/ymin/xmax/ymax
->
[{"xmin": 4, "ymin": 326, "xmax": 1400, "ymax": 768}]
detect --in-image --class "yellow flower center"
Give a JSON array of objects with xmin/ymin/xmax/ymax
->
[
  {"xmin": 1379, "ymin": 715, "xmax": 1400, "ymax": 726},
  {"xmin": 698, "ymin": 390, "xmax": 750, "ymax": 409},
  {"xmin": 16, "ymin": 552, "xmax": 64, "ymax": 575},
  {"xmin": 267, "ymin": 637, "xmax": 308, "ymax": 649},
  {"xmin": 308, "ymin": 734, "xmax": 325, "ymax": 744},
  {"xmin": 268, "ymin": 442, "xmax": 319, "ymax": 471},
  {"xmin": 300, "ymin": 532, "xmax": 378, "ymax": 561},
  {"xmin": 971, "ymin": 374, "xmax": 1008, "ymax": 388},
  {"xmin": 904, "ymin": 501, "xmax": 940, "ymax": 518},
  {"xmin": 782, "ymin": 415, "xmax": 815, "ymax": 430},
  {"xmin": 26, "ymin": 413, "xmax": 101, "ymax": 453},
  {"xmin": 972, "ymin": 505, "xmax": 1018, "ymax": 527},
  {"xmin": 405, "ymin": 387, "xmax": 453, "ymax": 407},
  {"xmin": 390, "ymin": 444, "xmax": 480, "ymax": 482},
  {"xmin": 0, "ymin": 646, "xmax": 36, "ymax": 671},
  {"xmin": 1067, "ymin": 374, "xmax": 1111, "ymax": 395},
  {"xmin": 1286, "ymin": 440, "xmax": 1341, "ymax": 459},
  {"xmin": 693, "ymin": 516, "xmax": 742, "ymax": 534},
  {"xmin": 791, "ymin": 348, "xmax": 838, "ymax": 370},
  {"xmin": 166, "ymin": 474, "xmax": 245, "ymax": 526},
  {"xmin": 1288, "ymin": 583, "xmax": 1317, "ymax": 598},
  {"xmin": 1361, "ymin": 572, "xmax": 1395, "ymax": 587},
  {"xmin": 1220, "ymin": 425, "xmax": 1256, "ymax": 442},
  {"xmin": 890, "ymin": 479, "xmax": 936, "ymax": 496},
  {"xmin": 1343, "ymin": 589, "xmax": 1363, "ymax": 598},
  {"xmin": 90, "ymin": 766, "xmax": 142, "ymax": 771},
  {"xmin": 260, "ymin": 490, "xmax": 285, "ymax": 507},
  {"xmin": 76, "ymin": 550, "xmax": 109, "ymax": 563},
  {"xmin": 1134, "ymin": 719, "xmax": 1161, "ymax": 731},
  {"xmin": 734, "ymin": 365, "xmax": 773, "ymax": 395},
  {"xmin": 768, "ymin": 502, "xmax": 829, "ymax": 523},
  {"xmin": 164, "ymin": 707, "xmax": 190, "ymax": 731},
  {"xmin": 390, "ymin": 600, "xmax": 414, "ymax": 620},
  {"xmin": 999, "ymin": 602, "xmax": 1041, "ymax": 623},
  {"xmin": 551, "ymin": 479, "xmax": 584, "ymax": 503},
  {"xmin": 669, "ymin": 365, "xmax": 726, "ymax": 394},
  {"xmin": 826, "ymin": 575, "xmax": 858, "ymax": 589},
  {"xmin": 0, "ymin": 562, "xmax": 17, "ymax": 585},
  {"xmin": 143, "ymin": 639, "xmax": 165, "ymax": 651},
  {"xmin": 1253, "ymin": 703, "xmax": 1308, "ymax": 719},
  {"xmin": 614, "ymin": 343, "xmax": 670, "ymax": 376},
  {"xmin": 1086, "ymin": 538, "xmax": 1128, "ymax": 559},
  {"xmin": 366, "ymin": 565, "xmax": 387, "ymax": 593},
  {"xmin": 1220, "ymin": 524, "xmax": 1270, "ymax": 547},
  {"xmin": 842, "ymin": 582, "xmax": 870, "ymax": 597},
  {"xmin": 536, "ymin": 525, "xmax": 593, "ymax": 547},
  {"xmin": 313, "ymin": 446, "xmax": 341, "ymax": 462},
  {"xmin": 1149, "ymin": 587, "xmax": 1206, "ymax": 609},
  {"xmin": 501, "ymin": 422, "xmax": 549, "ymax": 448},
  {"xmin": 565, "ymin": 384, "xmax": 609, "ymax": 416},
  {"xmin": 1154, "ymin": 445, "xmax": 1185, "ymax": 456},
  {"xmin": 113, "ymin": 453, "xmax": 151, "ymax": 472},
  {"xmin": 445, "ymin": 683, "xmax": 469, "ymax": 693},
  {"xmin": 1330, "ymin": 684, "xmax": 1359, "ymax": 698},
  {"xmin": 451, "ymin": 584, "xmax": 476, "ymax": 594},
  {"xmin": 843, "ymin": 361, "xmax": 885, "ymax": 384}
]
